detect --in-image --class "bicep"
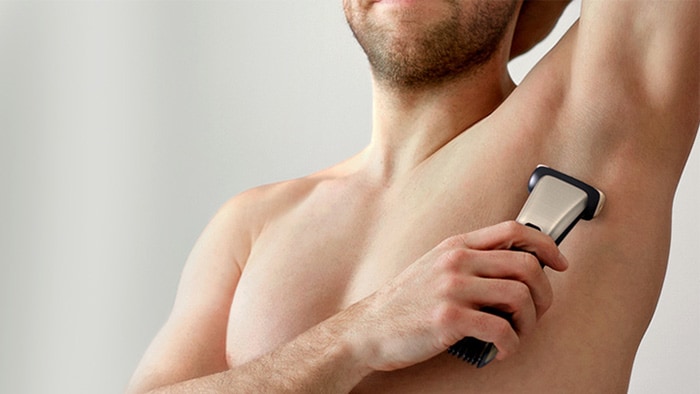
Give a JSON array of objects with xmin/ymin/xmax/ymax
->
[{"xmin": 128, "ymin": 198, "xmax": 249, "ymax": 393}]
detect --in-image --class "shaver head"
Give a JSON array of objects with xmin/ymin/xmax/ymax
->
[
  {"xmin": 527, "ymin": 166, "xmax": 605, "ymax": 220},
  {"xmin": 518, "ymin": 166, "xmax": 606, "ymax": 245}
]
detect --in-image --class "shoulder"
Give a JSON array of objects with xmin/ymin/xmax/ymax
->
[
  {"xmin": 217, "ymin": 170, "xmax": 336, "ymax": 268},
  {"xmin": 228, "ymin": 173, "xmax": 329, "ymax": 225}
]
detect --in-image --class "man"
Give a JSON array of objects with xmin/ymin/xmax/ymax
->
[{"xmin": 128, "ymin": 0, "xmax": 699, "ymax": 392}]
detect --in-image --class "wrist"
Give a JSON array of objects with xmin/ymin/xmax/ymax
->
[{"xmin": 316, "ymin": 306, "xmax": 376, "ymax": 382}]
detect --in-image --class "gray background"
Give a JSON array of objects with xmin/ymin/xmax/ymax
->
[{"xmin": 1, "ymin": 1, "xmax": 697, "ymax": 393}]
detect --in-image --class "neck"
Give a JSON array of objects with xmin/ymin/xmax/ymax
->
[{"xmin": 361, "ymin": 56, "xmax": 516, "ymax": 183}]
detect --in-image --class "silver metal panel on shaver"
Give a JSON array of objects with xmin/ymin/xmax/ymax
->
[
  {"xmin": 516, "ymin": 176, "xmax": 589, "ymax": 243},
  {"xmin": 528, "ymin": 165, "xmax": 605, "ymax": 219}
]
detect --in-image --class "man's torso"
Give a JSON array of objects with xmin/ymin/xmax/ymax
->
[{"xmin": 224, "ymin": 74, "xmax": 677, "ymax": 392}]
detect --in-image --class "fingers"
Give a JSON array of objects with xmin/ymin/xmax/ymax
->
[
  {"xmin": 430, "ymin": 293, "xmax": 524, "ymax": 359},
  {"xmin": 435, "ymin": 301, "xmax": 526, "ymax": 359},
  {"xmin": 455, "ymin": 310, "xmax": 520, "ymax": 359},
  {"xmin": 467, "ymin": 250, "xmax": 553, "ymax": 319},
  {"xmin": 455, "ymin": 220, "xmax": 569, "ymax": 272},
  {"xmin": 433, "ymin": 221, "xmax": 568, "ymax": 341},
  {"xmin": 434, "ymin": 266, "xmax": 539, "ymax": 337},
  {"xmin": 463, "ymin": 278, "xmax": 538, "ymax": 336}
]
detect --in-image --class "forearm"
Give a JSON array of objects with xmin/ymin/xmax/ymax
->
[{"xmin": 145, "ymin": 314, "xmax": 371, "ymax": 394}]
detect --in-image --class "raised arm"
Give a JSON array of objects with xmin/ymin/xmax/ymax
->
[
  {"xmin": 513, "ymin": 0, "xmax": 699, "ymax": 195},
  {"xmin": 571, "ymin": 0, "xmax": 699, "ymax": 172},
  {"xmin": 502, "ymin": 2, "xmax": 698, "ymax": 389}
]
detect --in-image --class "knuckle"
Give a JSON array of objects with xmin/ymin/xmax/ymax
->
[
  {"xmin": 511, "ymin": 282, "xmax": 532, "ymax": 306},
  {"xmin": 436, "ymin": 248, "xmax": 470, "ymax": 272},
  {"xmin": 439, "ymin": 235, "xmax": 466, "ymax": 250},
  {"xmin": 432, "ymin": 303, "xmax": 461, "ymax": 329},
  {"xmin": 502, "ymin": 220, "xmax": 523, "ymax": 236},
  {"xmin": 492, "ymin": 320, "xmax": 520, "ymax": 357},
  {"xmin": 435, "ymin": 274, "xmax": 463, "ymax": 298},
  {"xmin": 490, "ymin": 316, "xmax": 514, "ymax": 340},
  {"xmin": 517, "ymin": 252, "xmax": 541, "ymax": 274},
  {"xmin": 498, "ymin": 281, "xmax": 531, "ymax": 310}
]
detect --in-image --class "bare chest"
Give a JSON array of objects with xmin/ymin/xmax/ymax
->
[
  {"xmin": 224, "ymin": 129, "xmax": 652, "ymax": 392},
  {"xmin": 226, "ymin": 153, "xmax": 533, "ymax": 366}
]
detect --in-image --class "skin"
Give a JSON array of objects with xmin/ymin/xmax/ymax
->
[
  {"xmin": 128, "ymin": 0, "xmax": 699, "ymax": 393},
  {"xmin": 345, "ymin": 0, "xmax": 519, "ymax": 88}
]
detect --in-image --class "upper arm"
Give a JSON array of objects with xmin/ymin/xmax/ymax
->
[
  {"xmin": 568, "ymin": 0, "xmax": 699, "ymax": 170},
  {"xmin": 127, "ymin": 195, "xmax": 255, "ymax": 393}
]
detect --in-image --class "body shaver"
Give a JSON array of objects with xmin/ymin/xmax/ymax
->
[{"xmin": 447, "ymin": 165, "xmax": 606, "ymax": 368}]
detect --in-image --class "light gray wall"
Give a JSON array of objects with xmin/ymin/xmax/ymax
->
[{"xmin": 0, "ymin": 1, "xmax": 697, "ymax": 393}]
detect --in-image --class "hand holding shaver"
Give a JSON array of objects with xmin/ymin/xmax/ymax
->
[{"xmin": 448, "ymin": 166, "xmax": 606, "ymax": 368}]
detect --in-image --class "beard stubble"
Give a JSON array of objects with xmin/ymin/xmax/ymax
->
[{"xmin": 345, "ymin": 1, "xmax": 518, "ymax": 90}]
